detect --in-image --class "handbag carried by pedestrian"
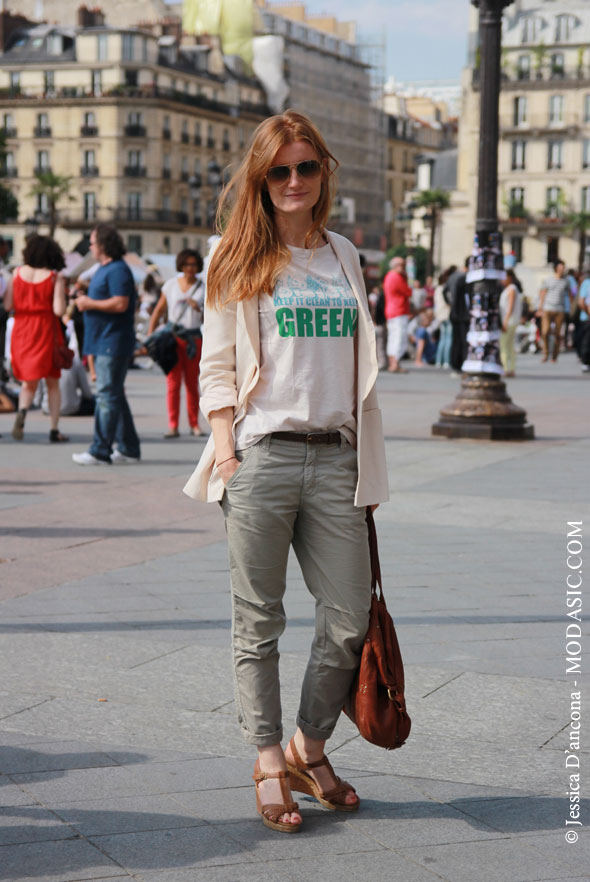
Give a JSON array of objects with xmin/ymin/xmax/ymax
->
[
  {"xmin": 52, "ymin": 316, "xmax": 74, "ymax": 371},
  {"xmin": 344, "ymin": 508, "xmax": 411, "ymax": 750},
  {"xmin": 144, "ymin": 282, "xmax": 200, "ymax": 375}
]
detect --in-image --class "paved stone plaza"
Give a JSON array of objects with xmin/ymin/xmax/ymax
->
[{"xmin": 0, "ymin": 353, "xmax": 589, "ymax": 882}]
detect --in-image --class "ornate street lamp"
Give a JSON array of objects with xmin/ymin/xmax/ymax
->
[{"xmin": 432, "ymin": 0, "xmax": 534, "ymax": 440}]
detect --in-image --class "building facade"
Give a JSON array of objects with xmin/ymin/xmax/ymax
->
[
  {"xmin": 450, "ymin": 0, "xmax": 590, "ymax": 272},
  {"xmin": 0, "ymin": 15, "xmax": 268, "ymax": 257}
]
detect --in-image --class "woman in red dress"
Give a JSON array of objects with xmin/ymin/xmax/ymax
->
[{"xmin": 5, "ymin": 235, "xmax": 69, "ymax": 442}]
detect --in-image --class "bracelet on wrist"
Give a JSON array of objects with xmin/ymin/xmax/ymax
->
[{"xmin": 216, "ymin": 455, "xmax": 237, "ymax": 468}]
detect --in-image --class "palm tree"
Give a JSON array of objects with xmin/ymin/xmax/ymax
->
[
  {"xmin": 28, "ymin": 171, "xmax": 74, "ymax": 237},
  {"xmin": 416, "ymin": 189, "xmax": 451, "ymax": 277},
  {"xmin": 565, "ymin": 211, "xmax": 590, "ymax": 273}
]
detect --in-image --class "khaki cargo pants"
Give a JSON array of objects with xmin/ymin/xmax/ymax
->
[{"xmin": 221, "ymin": 433, "xmax": 371, "ymax": 746}]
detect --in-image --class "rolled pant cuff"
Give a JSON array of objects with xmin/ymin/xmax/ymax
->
[
  {"xmin": 296, "ymin": 713, "xmax": 334, "ymax": 742},
  {"xmin": 240, "ymin": 725, "xmax": 283, "ymax": 747}
]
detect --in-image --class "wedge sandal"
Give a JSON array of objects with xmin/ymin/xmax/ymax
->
[
  {"xmin": 286, "ymin": 736, "xmax": 359, "ymax": 812},
  {"xmin": 252, "ymin": 760, "xmax": 302, "ymax": 833}
]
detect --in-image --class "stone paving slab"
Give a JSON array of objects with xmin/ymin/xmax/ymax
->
[{"xmin": 0, "ymin": 837, "xmax": 125, "ymax": 882}]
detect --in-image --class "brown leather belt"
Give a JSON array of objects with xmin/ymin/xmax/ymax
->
[{"xmin": 271, "ymin": 431, "xmax": 341, "ymax": 446}]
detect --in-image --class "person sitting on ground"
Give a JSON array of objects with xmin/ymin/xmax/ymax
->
[{"xmin": 412, "ymin": 309, "xmax": 437, "ymax": 366}]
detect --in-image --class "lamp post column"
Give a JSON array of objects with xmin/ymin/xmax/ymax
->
[{"xmin": 432, "ymin": 0, "xmax": 534, "ymax": 440}]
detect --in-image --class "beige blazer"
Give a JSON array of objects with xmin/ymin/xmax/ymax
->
[{"xmin": 183, "ymin": 230, "xmax": 389, "ymax": 507}]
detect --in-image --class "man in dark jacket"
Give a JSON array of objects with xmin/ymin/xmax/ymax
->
[{"xmin": 446, "ymin": 259, "xmax": 470, "ymax": 374}]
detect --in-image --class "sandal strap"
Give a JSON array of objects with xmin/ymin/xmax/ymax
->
[
  {"xmin": 253, "ymin": 768, "xmax": 290, "ymax": 783},
  {"xmin": 262, "ymin": 802, "xmax": 300, "ymax": 822},
  {"xmin": 287, "ymin": 740, "xmax": 357, "ymax": 802}
]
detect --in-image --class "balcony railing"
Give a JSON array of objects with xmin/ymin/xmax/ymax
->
[
  {"xmin": 1, "ymin": 128, "xmax": 17, "ymax": 138},
  {"xmin": 181, "ymin": 132, "xmax": 189, "ymax": 143},
  {"xmin": 162, "ymin": 129, "xmax": 172, "ymax": 140},
  {"xmin": 207, "ymin": 138, "xmax": 215, "ymax": 148},
  {"xmin": 34, "ymin": 126, "xmax": 52, "ymax": 137},
  {"xmin": 60, "ymin": 208, "xmax": 194, "ymax": 228},
  {"xmin": 193, "ymin": 216, "xmax": 203, "ymax": 227},
  {"xmin": 124, "ymin": 124, "xmax": 147, "ymax": 137},
  {"xmin": 124, "ymin": 165, "xmax": 147, "ymax": 177},
  {"xmin": 80, "ymin": 125, "xmax": 98, "ymax": 136},
  {"xmin": 1, "ymin": 167, "xmax": 17, "ymax": 178},
  {"xmin": 475, "ymin": 64, "xmax": 590, "ymax": 89},
  {"xmin": 162, "ymin": 169, "xmax": 171, "ymax": 179},
  {"xmin": 194, "ymin": 134, "xmax": 202, "ymax": 145},
  {"xmin": 33, "ymin": 166, "xmax": 52, "ymax": 175},
  {"xmin": 222, "ymin": 141, "xmax": 231, "ymax": 151},
  {"xmin": 180, "ymin": 171, "xmax": 189, "ymax": 181},
  {"xmin": 80, "ymin": 166, "xmax": 99, "ymax": 177},
  {"xmin": 500, "ymin": 113, "xmax": 581, "ymax": 136}
]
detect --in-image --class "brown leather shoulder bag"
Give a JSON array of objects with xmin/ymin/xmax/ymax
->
[{"xmin": 345, "ymin": 508, "xmax": 411, "ymax": 750}]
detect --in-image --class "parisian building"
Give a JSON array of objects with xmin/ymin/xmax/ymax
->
[
  {"xmin": 449, "ymin": 0, "xmax": 590, "ymax": 272},
  {"xmin": 0, "ymin": 8, "xmax": 268, "ymax": 257}
]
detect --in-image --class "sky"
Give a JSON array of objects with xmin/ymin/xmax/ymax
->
[{"xmin": 301, "ymin": 0, "xmax": 472, "ymax": 83}]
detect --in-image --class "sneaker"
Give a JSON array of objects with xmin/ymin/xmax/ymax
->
[
  {"xmin": 72, "ymin": 451, "xmax": 109, "ymax": 466},
  {"xmin": 111, "ymin": 449, "xmax": 140, "ymax": 464},
  {"xmin": 163, "ymin": 429, "xmax": 180, "ymax": 438}
]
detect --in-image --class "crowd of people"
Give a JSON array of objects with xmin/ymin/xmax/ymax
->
[
  {"xmin": 1, "ymin": 227, "xmax": 589, "ymax": 452},
  {"xmin": 367, "ymin": 253, "xmax": 590, "ymax": 377},
  {"xmin": 0, "ymin": 225, "xmax": 208, "ymax": 458}
]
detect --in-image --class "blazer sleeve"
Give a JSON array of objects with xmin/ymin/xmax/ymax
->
[{"xmin": 199, "ymin": 296, "xmax": 239, "ymax": 421}]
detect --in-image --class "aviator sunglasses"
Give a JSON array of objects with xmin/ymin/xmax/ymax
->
[{"xmin": 265, "ymin": 159, "xmax": 322, "ymax": 186}]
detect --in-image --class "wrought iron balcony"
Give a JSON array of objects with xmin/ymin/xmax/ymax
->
[
  {"xmin": 207, "ymin": 138, "xmax": 215, "ymax": 148},
  {"xmin": 33, "ymin": 166, "xmax": 52, "ymax": 175},
  {"xmin": 1, "ymin": 167, "xmax": 17, "ymax": 178},
  {"xmin": 124, "ymin": 124, "xmax": 147, "ymax": 137},
  {"xmin": 80, "ymin": 166, "xmax": 99, "ymax": 177},
  {"xmin": 162, "ymin": 129, "xmax": 172, "ymax": 140},
  {"xmin": 1, "ymin": 128, "xmax": 17, "ymax": 138},
  {"xmin": 194, "ymin": 134, "xmax": 202, "ymax": 145},
  {"xmin": 162, "ymin": 169, "xmax": 171, "ymax": 179},
  {"xmin": 181, "ymin": 132, "xmax": 189, "ymax": 144},
  {"xmin": 80, "ymin": 125, "xmax": 98, "ymax": 136},
  {"xmin": 124, "ymin": 166, "xmax": 147, "ymax": 177},
  {"xmin": 180, "ymin": 171, "xmax": 189, "ymax": 182},
  {"xmin": 34, "ymin": 126, "xmax": 52, "ymax": 138}
]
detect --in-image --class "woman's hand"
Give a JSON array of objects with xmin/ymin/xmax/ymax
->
[{"xmin": 217, "ymin": 456, "xmax": 240, "ymax": 485}]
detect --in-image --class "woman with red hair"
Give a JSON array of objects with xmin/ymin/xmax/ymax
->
[{"xmin": 184, "ymin": 110, "xmax": 389, "ymax": 833}]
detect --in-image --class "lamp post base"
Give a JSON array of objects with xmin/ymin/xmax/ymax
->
[{"xmin": 431, "ymin": 373, "xmax": 534, "ymax": 440}]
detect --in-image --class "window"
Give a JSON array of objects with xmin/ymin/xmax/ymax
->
[
  {"xmin": 517, "ymin": 55, "xmax": 530, "ymax": 80},
  {"xmin": 92, "ymin": 70, "xmax": 102, "ymax": 94},
  {"xmin": 124, "ymin": 69, "xmax": 138, "ymax": 87},
  {"xmin": 582, "ymin": 186, "xmax": 590, "ymax": 212},
  {"xmin": 3, "ymin": 151, "xmax": 15, "ymax": 176},
  {"xmin": 181, "ymin": 156, "xmax": 188, "ymax": 176},
  {"xmin": 127, "ymin": 234, "xmax": 142, "ymax": 253},
  {"xmin": 44, "ymin": 71, "xmax": 55, "ymax": 93},
  {"xmin": 37, "ymin": 193, "xmax": 49, "ymax": 214},
  {"xmin": 122, "ymin": 33, "xmax": 134, "ymax": 61},
  {"xmin": 511, "ymin": 236, "xmax": 523, "ymax": 263},
  {"xmin": 180, "ymin": 196, "xmax": 188, "ymax": 216},
  {"xmin": 547, "ymin": 236, "xmax": 559, "ymax": 264},
  {"xmin": 163, "ymin": 114, "xmax": 170, "ymax": 132},
  {"xmin": 142, "ymin": 37, "xmax": 148, "ymax": 63},
  {"xmin": 511, "ymin": 140, "xmax": 526, "ymax": 170},
  {"xmin": 83, "ymin": 192, "xmax": 96, "ymax": 221},
  {"xmin": 194, "ymin": 122, "xmax": 201, "ymax": 144},
  {"xmin": 38, "ymin": 113, "xmax": 48, "ymax": 129},
  {"xmin": 37, "ymin": 150, "xmax": 49, "ymax": 170},
  {"xmin": 556, "ymin": 14, "xmax": 573, "ymax": 42},
  {"xmin": 549, "ymin": 95, "xmax": 564, "ymax": 124},
  {"xmin": 546, "ymin": 186, "xmax": 562, "ymax": 217},
  {"xmin": 97, "ymin": 33, "xmax": 108, "ymax": 60},
  {"xmin": 9, "ymin": 72, "xmax": 20, "ymax": 91},
  {"xmin": 585, "ymin": 95, "xmax": 590, "ymax": 123},
  {"xmin": 128, "ymin": 111, "xmax": 143, "ymax": 126},
  {"xmin": 513, "ymin": 96, "xmax": 527, "ymax": 126},
  {"xmin": 84, "ymin": 149, "xmax": 96, "ymax": 167},
  {"xmin": 583, "ymin": 140, "xmax": 590, "ymax": 170},
  {"xmin": 163, "ymin": 153, "xmax": 171, "ymax": 171},
  {"xmin": 128, "ymin": 150, "xmax": 142, "ymax": 168},
  {"xmin": 46, "ymin": 33, "xmax": 62, "ymax": 55},
  {"xmin": 548, "ymin": 141, "xmax": 563, "ymax": 170},
  {"xmin": 3, "ymin": 113, "xmax": 14, "ymax": 129},
  {"xmin": 162, "ymin": 194, "xmax": 171, "ymax": 213},
  {"xmin": 551, "ymin": 52, "xmax": 564, "ymax": 76},
  {"xmin": 522, "ymin": 16, "xmax": 540, "ymax": 43},
  {"xmin": 238, "ymin": 125, "xmax": 245, "ymax": 148},
  {"xmin": 84, "ymin": 111, "xmax": 96, "ymax": 128},
  {"xmin": 510, "ymin": 187, "xmax": 525, "ymax": 205},
  {"xmin": 127, "ymin": 191, "xmax": 142, "ymax": 219}
]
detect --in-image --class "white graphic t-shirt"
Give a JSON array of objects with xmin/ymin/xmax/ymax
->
[{"xmin": 234, "ymin": 243, "xmax": 357, "ymax": 450}]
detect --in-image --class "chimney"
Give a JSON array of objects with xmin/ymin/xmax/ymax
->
[{"xmin": 77, "ymin": 6, "xmax": 106, "ymax": 28}]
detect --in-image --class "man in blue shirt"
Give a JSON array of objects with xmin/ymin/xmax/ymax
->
[{"xmin": 72, "ymin": 224, "xmax": 141, "ymax": 464}]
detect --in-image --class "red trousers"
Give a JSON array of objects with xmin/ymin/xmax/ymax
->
[{"xmin": 166, "ymin": 337, "xmax": 202, "ymax": 429}]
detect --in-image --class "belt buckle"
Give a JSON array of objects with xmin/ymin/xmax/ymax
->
[{"xmin": 307, "ymin": 433, "xmax": 318, "ymax": 444}]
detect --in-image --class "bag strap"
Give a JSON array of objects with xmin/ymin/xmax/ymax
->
[{"xmin": 365, "ymin": 507, "xmax": 383, "ymax": 600}]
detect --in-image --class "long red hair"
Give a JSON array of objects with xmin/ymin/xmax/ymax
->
[{"xmin": 207, "ymin": 109, "xmax": 338, "ymax": 307}]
